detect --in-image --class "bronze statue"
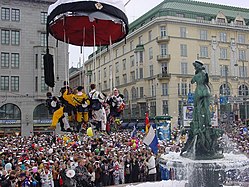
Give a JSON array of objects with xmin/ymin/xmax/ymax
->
[{"xmin": 181, "ymin": 61, "xmax": 223, "ymax": 160}]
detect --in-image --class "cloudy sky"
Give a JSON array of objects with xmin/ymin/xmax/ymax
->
[{"xmin": 69, "ymin": 0, "xmax": 249, "ymax": 67}]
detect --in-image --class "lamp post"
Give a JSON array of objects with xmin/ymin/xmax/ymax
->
[{"xmin": 234, "ymin": 60, "xmax": 248, "ymax": 124}]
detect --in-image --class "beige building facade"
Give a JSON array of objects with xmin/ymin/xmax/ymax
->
[
  {"xmin": 78, "ymin": 0, "xmax": 249, "ymax": 125},
  {"xmin": 0, "ymin": 0, "xmax": 68, "ymax": 136}
]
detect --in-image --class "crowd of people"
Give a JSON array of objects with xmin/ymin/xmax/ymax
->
[{"xmin": 0, "ymin": 129, "xmax": 169, "ymax": 187}]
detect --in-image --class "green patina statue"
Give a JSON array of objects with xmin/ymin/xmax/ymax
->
[{"xmin": 181, "ymin": 61, "xmax": 224, "ymax": 160}]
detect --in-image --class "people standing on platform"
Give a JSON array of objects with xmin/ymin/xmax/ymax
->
[{"xmin": 88, "ymin": 84, "xmax": 106, "ymax": 131}]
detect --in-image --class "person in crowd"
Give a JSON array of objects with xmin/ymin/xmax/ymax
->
[
  {"xmin": 88, "ymin": 84, "xmax": 107, "ymax": 131},
  {"xmin": 40, "ymin": 166, "xmax": 54, "ymax": 187},
  {"xmin": 145, "ymin": 152, "xmax": 157, "ymax": 182},
  {"xmin": 74, "ymin": 158, "xmax": 91, "ymax": 187}
]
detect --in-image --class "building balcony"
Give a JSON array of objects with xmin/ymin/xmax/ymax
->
[
  {"xmin": 157, "ymin": 54, "xmax": 171, "ymax": 61},
  {"xmin": 156, "ymin": 36, "xmax": 170, "ymax": 43},
  {"xmin": 157, "ymin": 73, "xmax": 171, "ymax": 80}
]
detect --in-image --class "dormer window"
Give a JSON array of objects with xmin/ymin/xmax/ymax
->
[
  {"xmin": 216, "ymin": 11, "xmax": 227, "ymax": 24},
  {"xmin": 217, "ymin": 18, "xmax": 225, "ymax": 23},
  {"xmin": 176, "ymin": 13, "xmax": 184, "ymax": 18},
  {"xmin": 234, "ymin": 14, "xmax": 245, "ymax": 25}
]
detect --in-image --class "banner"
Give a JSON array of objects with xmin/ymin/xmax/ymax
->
[{"xmin": 183, "ymin": 105, "xmax": 218, "ymax": 127}]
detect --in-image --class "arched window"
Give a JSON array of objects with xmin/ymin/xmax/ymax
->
[
  {"xmin": 238, "ymin": 84, "xmax": 249, "ymax": 96},
  {"xmin": 33, "ymin": 104, "xmax": 51, "ymax": 120},
  {"xmin": 131, "ymin": 87, "xmax": 137, "ymax": 100},
  {"xmin": 123, "ymin": 89, "xmax": 129, "ymax": 102},
  {"xmin": 219, "ymin": 84, "xmax": 230, "ymax": 95},
  {"xmin": 0, "ymin": 103, "xmax": 21, "ymax": 120}
]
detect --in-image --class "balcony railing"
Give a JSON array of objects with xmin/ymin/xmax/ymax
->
[
  {"xmin": 156, "ymin": 36, "xmax": 170, "ymax": 43},
  {"xmin": 157, "ymin": 54, "xmax": 171, "ymax": 61},
  {"xmin": 157, "ymin": 73, "xmax": 171, "ymax": 80}
]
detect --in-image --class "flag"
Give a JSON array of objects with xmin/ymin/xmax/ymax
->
[
  {"xmin": 145, "ymin": 112, "xmax": 150, "ymax": 134},
  {"xmin": 131, "ymin": 125, "xmax": 137, "ymax": 138},
  {"xmin": 143, "ymin": 126, "xmax": 158, "ymax": 154}
]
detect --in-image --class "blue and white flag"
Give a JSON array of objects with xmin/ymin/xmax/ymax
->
[
  {"xmin": 131, "ymin": 125, "xmax": 137, "ymax": 138},
  {"xmin": 143, "ymin": 126, "xmax": 158, "ymax": 154}
]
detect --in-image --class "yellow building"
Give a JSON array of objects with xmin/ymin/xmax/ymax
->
[{"xmin": 79, "ymin": 0, "xmax": 249, "ymax": 125}]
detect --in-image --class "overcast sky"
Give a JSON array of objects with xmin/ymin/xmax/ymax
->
[{"xmin": 69, "ymin": 0, "xmax": 249, "ymax": 67}]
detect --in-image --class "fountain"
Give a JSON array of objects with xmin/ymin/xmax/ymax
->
[{"xmin": 160, "ymin": 61, "xmax": 249, "ymax": 187}]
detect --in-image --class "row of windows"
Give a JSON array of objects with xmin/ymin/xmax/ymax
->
[
  {"xmin": 1, "ymin": 29, "xmax": 47, "ymax": 46},
  {"xmin": 1, "ymin": 7, "xmax": 47, "ymax": 24},
  {"xmin": 109, "ymin": 27, "xmax": 246, "ymax": 60},
  {"xmin": 0, "ymin": 76, "xmax": 48, "ymax": 92},
  {"xmin": 0, "ymin": 76, "xmax": 19, "ymax": 91},
  {"xmin": 1, "ymin": 52, "xmax": 19, "ymax": 68},
  {"xmin": 1, "ymin": 29, "xmax": 20, "ymax": 45}
]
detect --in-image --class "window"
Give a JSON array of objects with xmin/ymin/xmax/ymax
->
[
  {"xmin": 203, "ymin": 64, "xmax": 209, "ymax": 74},
  {"xmin": 239, "ymin": 66, "xmax": 247, "ymax": 78},
  {"xmin": 162, "ymin": 83, "xmax": 168, "ymax": 96},
  {"xmin": 40, "ymin": 33, "xmax": 46, "ymax": 46},
  {"xmin": 160, "ymin": 26, "xmax": 166, "ymax": 37},
  {"xmin": 104, "ymin": 81, "xmax": 107, "ymax": 90},
  {"xmin": 181, "ymin": 62, "xmax": 188, "ymax": 74},
  {"xmin": 148, "ymin": 30, "xmax": 152, "ymax": 41},
  {"xmin": 1, "ymin": 7, "xmax": 10, "ymax": 20},
  {"xmin": 238, "ymin": 50, "xmax": 246, "ymax": 61},
  {"xmin": 160, "ymin": 44, "xmax": 167, "ymax": 56},
  {"xmin": 41, "ymin": 12, "xmax": 47, "ymax": 24},
  {"xmin": 130, "ymin": 40, "xmax": 134, "ymax": 51},
  {"xmin": 151, "ymin": 84, "xmax": 156, "ymax": 96},
  {"xmin": 139, "ymin": 68, "xmax": 143, "ymax": 79},
  {"xmin": 236, "ymin": 20, "xmax": 243, "ymax": 25},
  {"xmin": 138, "ymin": 36, "xmax": 143, "ymax": 45},
  {"xmin": 11, "ymin": 9, "xmax": 20, "ymax": 22},
  {"xmin": 115, "ymin": 62, "xmax": 119, "ymax": 73},
  {"xmin": 104, "ymin": 68, "xmax": 107, "ymax": 77},
  {"xmin": 220, "ymin": 32, "xmax": 227, "ymax": 42},
  {"xmin": 11, "ymin": 53, "xmax": 19, "ymax": 68},
  {"xmin": 115, "ymin": 76, "xmax": 120, "ymax": 86},
  {"xmin": 35, "ymin": 54, "xmax": 38, "ymax": 69},
  {"xmin": 149, "ymin": 65, "xmax": 153, "ymax": 77},
  {"xmin": 238, "ymin": 84, "xmax": 249, "ymax": 96},
  {"xmin": 137, "ymin": 51, "xmax": 143, "ymax": 63},
  {"xmin": 181, "ymin": 83, "xmax": 187, "ymax": 96},
  {"xmin": 1, "ymin": 29, "xmax": 10, "ymax": 45},
  {"xmin": 131, "ymin": 87, "xmax": 136, "ymax": 100},
  {"xmin": 238, "ymin": 34, "xmax": 245, "ymax": 44},
  {"xmin": 180, "ymin": 44, "xmax": 187, "ymax": 57},
  {"xmin": 178, "ymin": 83, "xmax": 180, "ymax": 95},
  {"xmin": 162, "ymin": 100, "xmax": 169, "ymax": 115},
  {"xmin": 217, "ymin": 18, "xmax": 225, "ymax": 23},
  {"xmin": 180, "ymin": 27, "xmax": 186, "ymax": 38},
  {"xmin": 122, "ymin": 45, "xmax": 125, "ymax": 54},
  {"xmin": 130, "ymin": 55, "xmax": 134, "ymax": 67},
  {"xmin": 150, "ymin": 101, "xmax": 156, "ymax": 117},
  {"xmin": 176, "ymin": 13, "xmax": 184, "ymax": 17},
  {"xmin": 35, "ymin": 77, "xmax": 38, "ymax": 92},
  {"xmin": 11, "ymin": 76, "xmax": 19, "ymax": 91},
  {"xmin": 1, "ymin": 76, "xmax": 9, "ymax": 91},
  {"xmin": 219, "ymin": 84, "xmax": 230, "ymax": 96},
  {"xmin": 11, "ymin": 30, "xmax": 20, "ymax": 45},
  {"xmin": 220, "ymin": 65, "xmax": 228, "ymax": 77},
  {"xmin": 140, "ymin": 87, "xmax": 144, "ymax": 98},
  {"xmin": 200, "ymin": 30, "xmax": 208, "ymax": 40},
  {"xmin": 162, "ymin": 63, "xmax": 168, "ymax": 74},
  {"xmin": 149, "ymin": 47, "xmax": 153, "ymax": 59},
  {"xmin": 200, "ymin": 46, "xmax": 208, "ymax": 57},
  {"xmin": 41, "ymin": 76, "xmax": 48, "ymax": 92},
  {"xmin": 1, "ymin": 52, "xmax": 9, "ymax": 68},
  {"xmin": 115, "ymin": 49, "xmax": 118, "ymax": 58},
  {"xmin": 122, "ymin": 59, "xmax": 126, "ymax": 70},
  {"xmin": 123, "ymin": 74, "xmax": 127, "ymax": 84},
  {"xmin": 220, "ymin": 48, "xmax": 227, "ymax": 59},
  {"xmin": 130, "ymin": 71, "xmax": 135, "ymax": 82}
]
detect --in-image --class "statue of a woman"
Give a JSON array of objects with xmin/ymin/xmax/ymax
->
[
  {"xmin": 181, "ymin": 61, "xmax": 223, "ymax": 160},
  {"xmin": 191, "ymin": 60, "xmax": 211, "ymax": 133}
]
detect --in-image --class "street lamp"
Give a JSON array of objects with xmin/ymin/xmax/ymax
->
[{"xmin": 234, "ymin": 60, "xmax": 248, "ymax": 124}]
